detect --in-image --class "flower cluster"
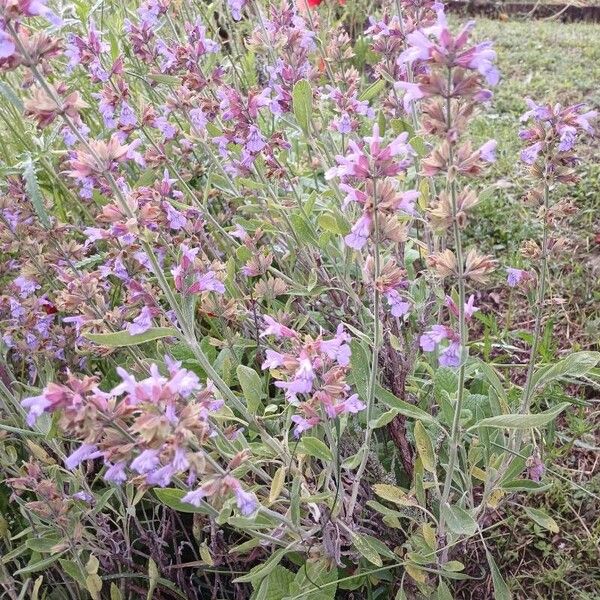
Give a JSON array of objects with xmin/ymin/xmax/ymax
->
[
  {"xmin": 21, "ymin": 359, "xmax": 257, "ymax": 515},
  {"xmin": 260, "ymin": 318, "xmax": 364, "ymax": 436}
]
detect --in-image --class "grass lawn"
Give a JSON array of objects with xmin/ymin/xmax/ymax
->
[
  {"xmin": 457, "ymin": 17, "xmax": 600, "ymax": 600},
  {"xmin": 469, "ymin": 18, "xmax": 600, "ymax": 347}
]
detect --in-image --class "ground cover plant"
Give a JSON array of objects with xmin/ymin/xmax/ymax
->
[{"xmin": 0, "ymin": 0, "xmax": 598, "ymax": 598}]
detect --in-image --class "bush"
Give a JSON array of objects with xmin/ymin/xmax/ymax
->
[{"xmin": 0, "ymin": 0, "xmax": 597, "ymax": 598}]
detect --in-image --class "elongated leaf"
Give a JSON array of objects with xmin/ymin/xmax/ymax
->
[
  {"xmin": 376, "ymin": 385, "xmax": 439, "ymax": 425},
  {"xmin": 372, "ymin": 483, "xmax": 414, "ymax": 506},
  {"xmin": 414, "ymin": 421, "xmax": 435, "ymax": 473},
  {"xmin": 298, "ymin": 436, "xmax": 333, "ymax": 461},
  {"xmin": 292, "ymin": 79, "xmax": 313, "ymax": 135},
  {"xmin": 486, "ymin": 551, "xmax": 512, "ymax": 600},
  {"xmin": 266, "ymin": 467, "xmax": 284, "ymax": 505},
  {"xmin": 236, "ymin": 365, "xmax": 263, "ymax": 413},
  {"xmin": 359, "ymin": 78, "xmax": 386, "ymax": 102},
  {"xmin": 532, "ymin": 352, "xmax": 599, "ymax": 389},
  {"xmin": 234, "ymin": 548, "xmax": 288, "ymax": 584},
  {"xmin": 524, "ymin": 507, "xmax": 559, "ymax": 533},
  {"xmin": 251, "ymin": 566, "xmax": 295, "ymax": 600},
  {"xmin": 0, "ymin": 81, "xmax": 24, "ymax": 110},
  {"xmin": 441, "ymin": 504, "xmax": 477, "ymax": 536},
  {"xmin": 22, "ymin": 157, "xmax": 51, "ymax": 228},
  {"xmin": 284, "ymin": 559, "xmax": 337, "ymax": 600},
  {"xmin": 369, "ymin": 408, "xmax": 399, "ymax": 429},
  {"xmin": 351, "ymin": 532, "xmax": 382, "ymax": 567},
  {"xmin": 470, "ymin": 402, "xmax": 570, "ymax": 431},
  {"xmin": 154, "ymin": 488, "xmax": 212, "ymax": 514},
  {"xmin": 85, "ymin": 327, "xmax": 179, "ymax": 347},
  {"xmin": 350, "ymin": 340, "xmax": 370, "ymax": 402},
  {"xmin": 14, "ymin": 552, "xmax": 64, "ymax": 576}
]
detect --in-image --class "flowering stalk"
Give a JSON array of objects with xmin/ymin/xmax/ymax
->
[
  {"xmin": 435, "ymin": 66, "xmax": 470, "ymax": 556},
  {"xmin": 347, "ymin": 177, "xmax": 380, "ymax": 518}
]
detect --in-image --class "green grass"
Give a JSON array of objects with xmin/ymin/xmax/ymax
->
[
  {"xmin": 456, "ymin": 17, "xmax": 600, "ymax": 599},
  {"xmin": 465, "ymin": 18, "xmax": 600, "ymax": 348}
]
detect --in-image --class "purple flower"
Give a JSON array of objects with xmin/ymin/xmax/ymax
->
[
  {"xmin": 65, "ymin": 444, "xmax": 102, "ymax": 470},
  {"xmin": 262, "ymin": 349, "xmax": 286, "ymax": 370},
  {"xmin": 506, "ymin": 267, "xmax": 526, "ymax": 287},
  {"xmin": 13, "ymin": 276, "xmax": 40, "ymax": 298},
  {"xmin": 171, "ymin": 447, "xmax": 189, "ymax": 472},
  {"xmin": 228, "ymin": 0, "xmax": 247, "ymax": 21},
  {"xmin": 342, "ymin": 394, "xmax": 366, "ymax": 414},
  {"xmin": 130, "ymin": 449, "xmax": 161, "ymax": 474},
  {"xmin": 386, "ymin": 290, "xmax": 411, "ymax": 317},
  {"xmin": 420, "ymin": 325, "xmax": 449, "ymax": 352},
  {"xmin": 119, "ymin": 102, "xmax": 137, "ymax": 127},
  {"xmin": 291, "ymin": 415, "xmax": 319, "ymax": 437},
  {"xmin": 344, "ymin": 213, "xmax": 372, "ymax": 250},
  {"xmin": 234, "ymin": 487, "xmax": 258, "ymax": 516},
  {"xmin": 260, "ymin": 316, "xmax": 297, "ymax": 339},
  {"xmin": 245, "ymin": 126, "xmax": 266, "ymax": 153},
  {"xmin": 520, "ymin": 142, "xmax": 542, "ymax": 165},
  {"xmin": 104, "ymin": 461, "xmax": 127, "ymax": 484},
  {"xmin": 72, "ymin": 491, "xmax": 94, "ymax": 502},
  {"xmin": 182, "ymin": 488, "xmax": 207, "ymax": 507},
  {"xmin": 154, "ymin": 115, "xmax": 176, "ymax": 140},
  {"xmin": 464, "ymin": 295, "xmax": 479, "ymax": 320},
  {"xmin": 190, "ymin": 108, "xmax": 207, "ymax": 131},
  {"xmin": 479, "ymin": 140, "xmax": 497, "ymax": 163},
  {"xmin": 193, "ymin": 271, "xmax": 225, "ymax": 294},
  {"xmin": 395, "ymin": 81, "xmax": 426, "ymax": 112},
  {"xmin": 21, "ymin": 394, "xmax": 52, "ymax": 426},
  {"xmin": 127, "ymin": 306, "xmax": 154, "ymax": 335},
  {"xmin": 439, "ymin": 342, "xmax": 461, "ymax": 368},
  {"xmin": 0, "ymin": 30, "xmax": 15, "ymax": 59},
  {"xmin": 146, "ymin": 464, "xmax": 176, "ymax": 487}
]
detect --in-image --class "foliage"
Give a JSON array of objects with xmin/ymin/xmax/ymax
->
[{"xmin": 0, "ymin": 1, "xmax": 598, "ymax": 599}]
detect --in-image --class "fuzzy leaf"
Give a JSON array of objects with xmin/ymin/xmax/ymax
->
[
  {"xmin": 22, "ymin": 157, "xmax": 51, "ymax": 228},
  {"xmin": 470, "ymin": 402, "xmax": 570, "ymax": 431},
  {"xmin": 414, "ymin": 421, "xmax": 435, "ymax": 473},
  {"xmin": 85, "ymin": 327, "xmax": 179, "ymax": 347},
  {"xmin": 441, "ymin": 504, "xmax": 478, "ymax": 536},
  {"xmin": 293, "ymin": 79, "xmax": 313, "ymax": 135},
  {"xmin": 351, "ymin": 532, "xmax": 382, "ymax": 567},
  {"xmin": 524, "ymin": 507, "xmax": 559, "ymax": 533},
  {"xmin": 376, "ymin": 385, "xmax": 439, "ymax": 425},
  {"xmin": 298, "ymin": 436, "xmax": 333, "ymax": 461},
  {"xmin": 532, "ymin": 352, "xmax": 599, "ymax": 389},
  {"xmin": 237, "ymin": 365, "xmax": 263, "ymax": 413},
  {"xmin": 154, "ymin": 488, "xmax": 211, "ymax": 514}
]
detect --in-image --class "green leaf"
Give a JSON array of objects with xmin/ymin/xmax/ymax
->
[
  {"xmin": 234, "ymin": 548, "xmax": 288, "ymax": 583},
  {"xmin": 110, "ymin": 583, "xmax": 123, "ymax": 600},
  {"xmin": 298, "ymin": 436, "xmax": 333, "ymax": 461},
  {"xmin": 350, "ymin": 340, "xmax": 370, "ymax": 402},
  {"xmin": 441, "ymin": 504, "xmax": 478, "ymax": 537},
  {"xmin": 14, "ymin": 552, "xmax": 64, "ymax": 576},
  {"xmin": 22, "ymin": 157, "xmax": 51, "ymax": 228},
  {"xmin": 359, "ymin": 78, "xmax": 386, "ymax": 102},
  {"xmin": 251, "ymin": 566, "xmax": 295, "ymax": 600},
  {"xmin": 376, "ymin": 385, "xmax": 439, "ymax": 425},
  {"xmin": 435, "ymin": 581, "xmax": 454, "ymax": 600},
  {"xmin": 532, "ymin": 352, "xmax": 600, "ymax": 390},
  {"xmin": 369, "ymin": 408, "xmax": 399, "ymax": 429},
  {"xmin": 85, "ymin": 327, "xmax": 179, "ymax": 347},
  {"xmin": 372, "ymin": 484, "xmax": 414, "ymax": 506},
  {"xmin": 486, "ymin": 551, "xmax": 512, "ymax": 600},
  {"xmin": 351, "ymin": 532, "xmax": 382, "ymax": 567},
  {"xmin": 524, "ymin": 507, "xmax": 559, "ymax": 533},
  {"xmin": 154, "ymin": 488, "xmax": 212, "ymax": 514},
  {"xmin": 236, "ymin": 365, "xmax": 263, "ymax": 413},
  {"xmin": 292, "ymin": 79, "xmax": 313, "ymax": 135},
  {"xmin": 0, "ymin": 82, "xmax": 24, "ymax": 110},
  {"xmin": 58, "ymin": 559, "xmax": 86, "ymax": 586},
  {"xmin": 284, "ymin": 559, "xmax": 338, "ymax": 600},
  {"xmin": 470, "ymin": 402, "xmax": 570, "ymax": 431},
  {"xmin": 414, "ymin": 421, "xmax": 435, "ymax": 473}
]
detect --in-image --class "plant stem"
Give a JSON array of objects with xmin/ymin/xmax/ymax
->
[
  {"xmin": 514, "ymin": 179, "xmax": 551, "ymax": 445},
  {"xmin": 437, "ymin": 68, "xmax": 468, "ymax": 561},
  {"xmin": 347, "ymin": 178, "xmax": 380, "ymax": 518}
]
